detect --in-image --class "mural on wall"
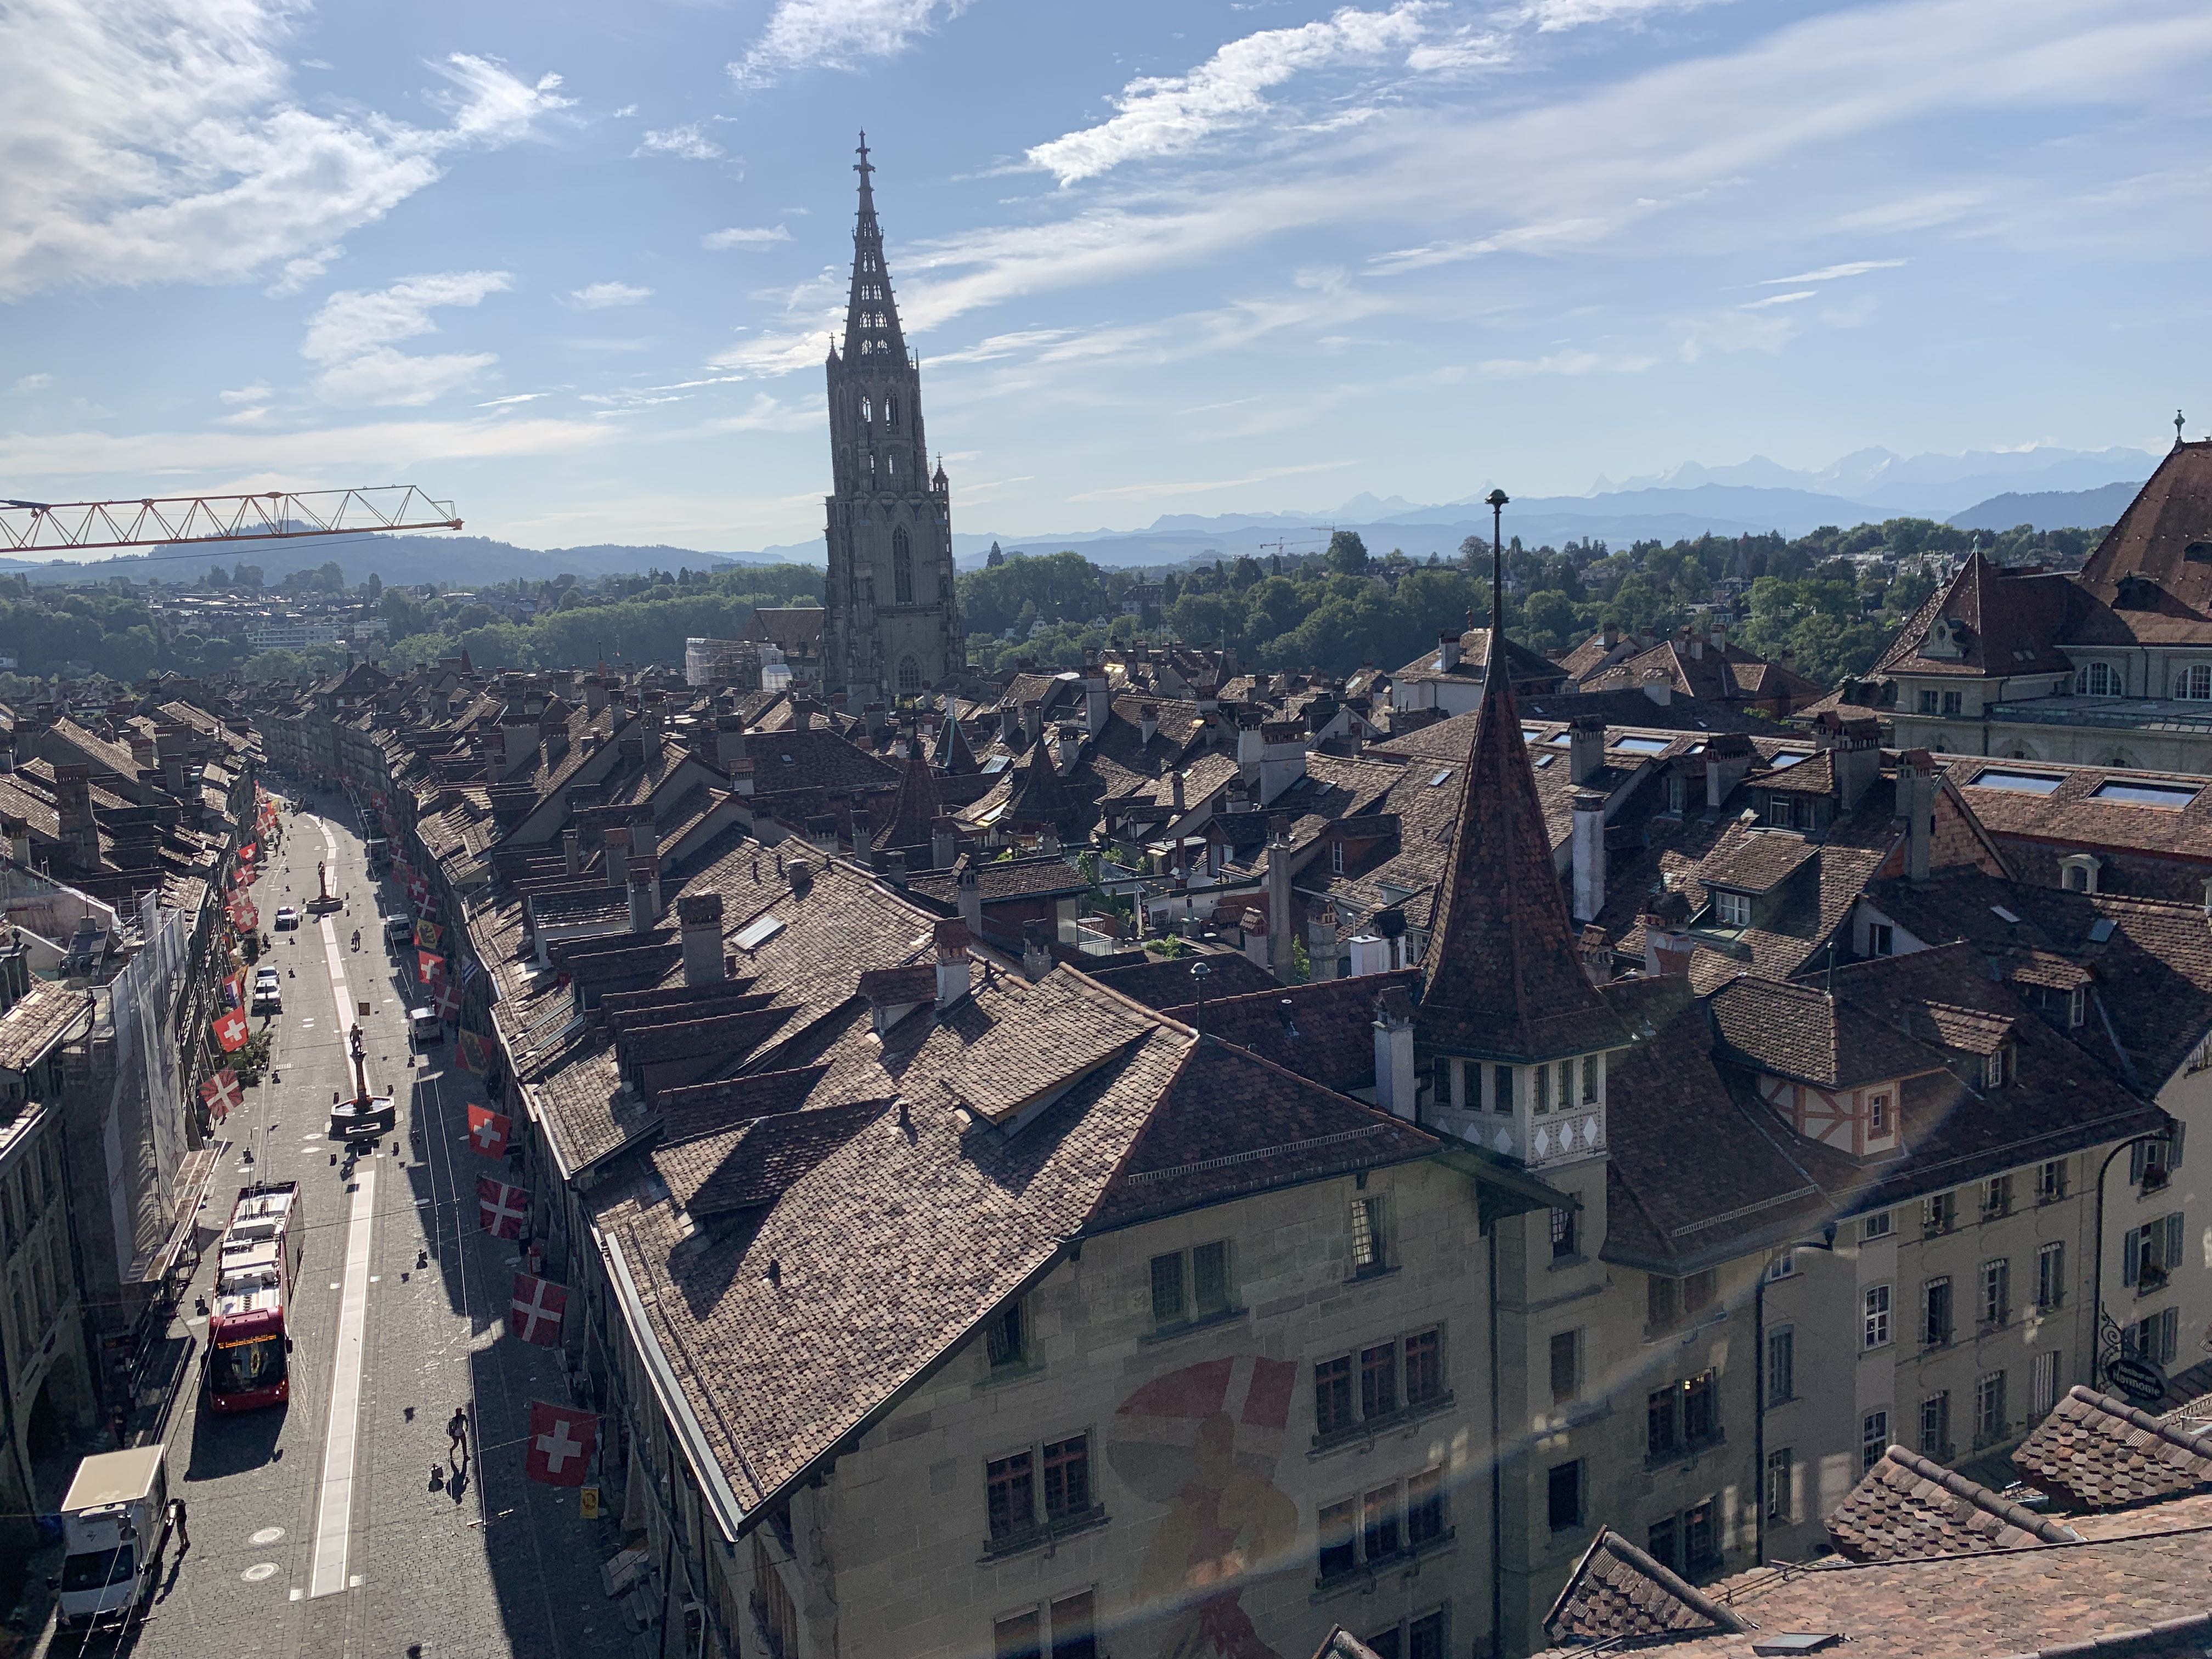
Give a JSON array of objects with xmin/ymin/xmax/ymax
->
[{"xmin": 1109, "ymin": 1356, "xmax": 1300, "ymax": 1659}]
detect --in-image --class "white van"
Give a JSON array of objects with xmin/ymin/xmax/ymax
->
[
  {"xmin": 409, "ymin": 1006, "xmax": 442, "ymax": 1045},
  {"xmin": 56, "ymin": 1444, "xmax": 167, "ymax": 1629}
]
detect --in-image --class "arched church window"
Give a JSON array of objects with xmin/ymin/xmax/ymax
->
[
  {"xmin": 893, "ymin": 527, "xmax": 915, "ymax": 604},
  {"xmin": 886, "ymin": 452, "xmax": 896, "ymax": 478},
  {"xmin": 898, "ymin": 655, "xmax": 923, "ymax": 693},
  {"xmin": 885, "ymin": 395, "xmax": 899, "ymax": 431},
  {"xmin": 2182, "ymin": 664, "xmax": 2212, "ymax": 700},
  {"xmin": 860, "ymin": 396, "xmax": 872, "ymax": 425}
]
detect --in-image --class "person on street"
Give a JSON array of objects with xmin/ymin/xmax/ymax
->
[
  {"xmin": 448, "ymin": 1405, "xmax": 469, "ymax": 1467},
  {"xmin": 168, "ymin": 1497, "xmax": 188, "ymax": 1552}
]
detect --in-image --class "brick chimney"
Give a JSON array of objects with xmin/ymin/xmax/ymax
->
[
  {"xmin": 627, "ymin": 855, "xmax": 662, "ymax": 932},
  {"xmin": 714, "ymin": 715, "xmax": 748, "ymax": 772},
  {"xmin": 934, "ymin": 917, "xmax": 972, "ymax": 1008},
  {"xmin": 1568, "ymin": 715, "xmax": 1606, "ymax": 785},
  {"xmin": 603, "ymin": 826, "xmax": 631, "ymax": 888},
  {"xmin": 53, "ymin": 765, "xmax": 96, "ymax": 867},
  {"xmin": 1020, "ymin": 918, "xmax": 1053, "ymax": 981},
  {"xmin": 956, "ymin": 857, "xmax": 982, "ymax": 939},
  {"xmin": 679, "ymin": 891, "xmax": 725, "ymax": 985}
]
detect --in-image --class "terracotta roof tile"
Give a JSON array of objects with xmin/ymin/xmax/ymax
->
[
  {"xmin": 2013, "ymin": 1386, "xmax": 2212, "ymax": 1511},
  {"xmin": 1828, "ymin": 1445, "xmax": 2079, "ymax": 1561}
]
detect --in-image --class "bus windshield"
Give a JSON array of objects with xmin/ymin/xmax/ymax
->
[
  {"xmin": 61, "ymin": 1547, "xmax": 136, "ymax": 1592},
  {"xmin": 210, "ymin": 1334, "xmax": 286, "ymax": 1395}
]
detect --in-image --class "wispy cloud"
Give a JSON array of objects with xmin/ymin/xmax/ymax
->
[
  {"xmin": 637, "ymin": 123, "xmax": 723, "ymax": 161},
  {"xmin": 1477, "ymin": 349, "xmax": 1661, "ymax": 377},
  {"xmin": 1759, "ymin": 258, "xmax": 1907, "ymax": 284},
  {"xmin": 703, "ymin": 225, "xmax": 793, "ymax": 250},
  {"xmin": 0, "ymin": 416, "xmax": 610, "ymax": 478},
  {"xmin": 696, "ymin": 393, "xmax": 823, "ymax": 435},
  {"xmin": 479, "ymin": 392, "xmax": 548, "ymax": 407},
  {"xmin": 568, "ymin": 281, "xmax": 653, "ymax": 309},
  {"xmin": 0, "ymin": 1, "xmax": 569, "ymax": 301},
  {"xmin": 1528, "ymin": 0, "xmax": 1739, "ymax": 31},
  {"xmin": 730, "ymin": 0, "xmax": 973, "ymax": 88},
  {"xmin": 1069, "ymin": 459, "xmax": 1356, "ymax": 504},
  {"xmin": 302, "ymin": 270, "xmax": 512, "ymax": 407},
  {"xmin": 9, "ymin": 374, "xmax": 52, "ymax": 394},
  {"xmin": 1026, "ymin": 5, "xmax": 1428, "ymax": 187},
  {"xmin": 1742, "ymin": 288, "xmax": 1816, "ymax": 308}
]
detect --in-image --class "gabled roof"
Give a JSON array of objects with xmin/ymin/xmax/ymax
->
[
  {"xmin": 1874, "ymin": 550, "xmax": 2076, "ymax": 678},
  {"xmin": 1828, "ymin": 1444, "xmax": 2080, "ymax": 1561},
  {"xmin": 870, "ymin": 751, "xmax": 944, "ymax": 856},
  {"xmin": 2071, "ymin": 441, "xmax": 2212, "ymax": 645},
  {"xmin": 1543, "ymin": 1526, "xmax": 1751, "ymax": 1646},
  {"xmin": 1414, "ymin": 654, "xmax": 1628, "ymax": 1060},
  {"xmin": 1707, "ymin": 977, "xmax": 1945, "ymax": 1089},
  {"xmin": 2013, "ymin": 1386, "xmax": 2212, "ymax": 1511}
]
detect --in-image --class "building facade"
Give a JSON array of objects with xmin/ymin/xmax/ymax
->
[{"xmin": 822, "ymin": 138, "xmax": 962, "ymax": 702}]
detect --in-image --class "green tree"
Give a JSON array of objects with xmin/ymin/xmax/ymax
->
[{"xmin": 1325, "ymin": 529, "xmax": 1370, "ymax": 577}]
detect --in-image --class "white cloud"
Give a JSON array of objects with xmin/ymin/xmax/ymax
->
[
  {"xmin": 265, "ymin": 245, "xmax": 345, "ymax": 296},
  {"xmin": 1527, "ymin": 0, "xmax": 1735, "ymax": 31},
  {"xmin": 1759, "ymin": 258, "xmax": 1907, "ymax": 284},
  {"xmin": 1742, "ymin": 288, "xmax": 1816, "ymax": 308},
  {"xmin": 696, "ymin": 394, "xmax": 823, "ymax": 435},
  {"xmin": 1026, "ymin": 5, "xmax": 1428, "ymax": 187},
  {"xmin": 479, "ymin": 392, "xmax": 548, "ymax": 407},
  {"xmin": 0, "ymin": 415, "xmax": 611, "ymax": 479},
  {"xmin": 302, "ymin": 270, "xmax": 512, "ymax": 407},
  {"xmin": 0, "ymin": 3, "xmax": 569, "ymax": 301},
  {"xmin": 1477, "ymin": 349, "xmax": 1661, "ymax": 377},
  {"xmin": 730, "ymin": 0, "xmax": 973, "ymax": 87},
  {"xmin": 10, "ymin": 374, "xmax": 53, "ymax": 394},
  {"xmin": 568, "ymin": 281, "xmax": 653, "ymax": 309},
  {"xmin": 1068, "ymin": 460, "xmax": 1356, "ymax": 505},
  {"xmin": 703, "ymin": 224, "xmax": 793, "ymax": 250},
  {"xmin": 637, "ymin": 123, "xmax": 723, "ymax": 162},
  {"xmin": 610, "ymin": 103, "xmax": 638, "ymax": 119},
  {"xmin": 218, "ymin": 382, "xmax": 273, "ymax": 404}
]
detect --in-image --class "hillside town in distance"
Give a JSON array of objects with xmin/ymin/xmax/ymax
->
[{"xmin": 8, "ymin": 151, "xmax": 2212, "ymax": 1659}]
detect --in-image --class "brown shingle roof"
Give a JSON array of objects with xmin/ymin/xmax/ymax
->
[
  {"xmin": 1543, "ymin": 1527, "xmax": 1750, "ymax": 1645},
  {"xmin": 0, "ymin": 983, "xmax": 87, "ymax": 1071},
  {"xmin": 2013, "ymin": 1386, "xmax": 2212, "ymax": 1512},
  {"xmin": 2073, "ymin": 441, "xmax": 2212, "ymax": 646},
  {"xmin": 1707, "ymin": 975, "xmax": 1944, "ymax": 1090},
  {"xmin": 1828, "ymin": 1445, "xmax": 2079, "ymax": 1561}
]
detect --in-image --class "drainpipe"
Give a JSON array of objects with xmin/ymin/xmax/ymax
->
[
  {"xmin": 2092, "ymin": 1127, "xmax": 2172, "ymax": 1389},
  {"xmin": 1487, "ymin": 1223, "xmax": 1505, "ymax": 1659}
]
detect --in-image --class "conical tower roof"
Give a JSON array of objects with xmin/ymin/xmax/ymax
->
[
  {"xmin": 933, "ymin": 709, "xmax": 979, "ymax": 775},
  {"xmin": 1416, "ymin": 646, "xmax": 1627, "ymax": 1060},
  {"xmin": 872, "ymin": 747, "xmax": 944, "ymax": 859},
  {"xmin": 841, "ymin": 132, "xmax": 907, "ymax": 363}
]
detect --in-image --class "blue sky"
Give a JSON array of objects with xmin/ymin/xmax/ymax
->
[{"xmin": 4, "ymin": 0, "xmax": 2211, "ymax": 556}]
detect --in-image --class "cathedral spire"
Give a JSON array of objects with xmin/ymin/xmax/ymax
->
[{"xmin": 843, "ymin": 130, "xmax": 905, "ymax": 363}]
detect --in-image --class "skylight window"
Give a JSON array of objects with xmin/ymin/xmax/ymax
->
[
  {"xmin": 1686, "ymin": 742, "xmax": 1707, "ymax": 755},
  {"xmin": 1973, "ymin": 770, "xmax": 2063, "ymax": 795},
  {"xmin": 1613, "ymin": 736, "xmax": 1671, "ymax": 755},
  {"xmin": 1520, "ymin": 726, "xmax": 1543, "ymax": 742},
  {"xmin": 1990, "ymin": 905, "xmax": 2021, "ymax": 924},
  {"xmin": 1548, "ymin": 733, "xmax": 1573, "ymax": 747},
  {"xmin": 2089, "ymin": 918, "xmax": 2117, "ymax": 943},
  {"xmin": 1767, "ymin": 752, "xmax": 1809, "ymax": 770},
  {"xmin": 1429, "ymin": 769, "xmax": 1453, "ymax": 787},
  {"xmin": 732, "ymin": 913, "xmax": 786, "ymax": 952},
  {"xmin": 2090, "ymin": 780, "xmax": 2199, "ymax": 809},
  {"xmin": 1534, "ymin": 753, "xmax": 1555, "ymax": 768}
]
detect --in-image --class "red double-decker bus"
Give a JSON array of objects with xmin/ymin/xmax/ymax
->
[{"xmin": 206, "ymin": 1182, "xmax": 303, "ymax": 1412}]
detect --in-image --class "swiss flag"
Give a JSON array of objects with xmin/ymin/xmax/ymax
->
[
  {"xmin": 199, "ymin": 1069, "xmax": 242, "ymax": 1122},
  {"xmin": 418, "ymin": 950, "xmax": 445, "ymax": 985},
  {"xmin": 436, "ymin": 981, "xmax": 462, "ymax": 1020},
  {"xmin": 476, "ymin": 1175, "xmax": 528, "ymax": 1238},
  {"xmin": 509, "ymin": 1272, "xmax": 568, "ymax": 1345},
  {"xmin": 466, "ymin": 1102, "xmax": 511, "ymax": 1158},
  {"xmin": 523, "ymin": 1400, "xmax": 596, "ymax": 1487},
  {"xmin": 213, "ymin": 1009, "xmax": 249, "ymax": 1052}
]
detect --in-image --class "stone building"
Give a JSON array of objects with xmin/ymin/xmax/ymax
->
[{"xmin": 822, "ymin": 137, "xmax": 962, "ymax": 701}]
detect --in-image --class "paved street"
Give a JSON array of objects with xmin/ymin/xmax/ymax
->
[{"xmin": 38, "ymin": 792, "xmax": 637, "ymax": 1659}]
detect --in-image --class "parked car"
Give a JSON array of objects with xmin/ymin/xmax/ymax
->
[{"xmin": 274, "ymin": 907, "xmax": 300, "ymax": 931}]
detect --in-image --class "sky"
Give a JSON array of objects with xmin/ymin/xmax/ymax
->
[{"xmin": 4, "ymin": 0, "xmax": 2212, "ymax": 557}]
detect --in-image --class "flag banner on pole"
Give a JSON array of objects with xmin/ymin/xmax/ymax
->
[
  {"xmin": 509, "ymin": 1273, "xmax": 568, "ymax": 1345},
  {"xmin": 524, "ymin": 1401, "xmax": 596, "ymax": 1487},
  {"xmin": 456, "ymin": 1030, "xmax": 492, "ymax": 1075},
  {"xmin": 436, "ymin": 981, "xmax": 462, "ymax": 1019},
  {"xmin": 476, "ymin": 1175, "xmax": 528, "ymax": 1237},
  {"xmin": 222, "ymin": 972, "xmax": 245, "ymax": 1011},
  {"xmin": 238, "ymin": 842, "xmax": 256, "ymax": 860},
  {"xmin": 414, "ymin": 918, "xmax": 442, "ymax": 950},
  {"xmin": 213, "ymin": 1010, "xmax": 249, "ymax": 1052},
  {"xmin": 466, "ymin": 1103, "xmax": 511, "ymax": 1158},
  {"xmin": 418, "ymin": 950, "xmax": 445, "ymax": 985},
  {"xmin": 199, "ymin": 1069, "xmax": 242, "ymax": 1122}
]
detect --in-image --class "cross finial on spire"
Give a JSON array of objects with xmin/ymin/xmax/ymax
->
[
  {"xmin": 855, "ymin": 131, "xmax": 874, "ymax": 188},
  {"xmin": 2178, "ymin": 408, "xmax": 2187, "ymax": 449}
]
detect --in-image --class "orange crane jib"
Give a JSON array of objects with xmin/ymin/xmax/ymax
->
[{"xmin": 0, "ymin": 486, "xmax": 461, "ymax": 554}]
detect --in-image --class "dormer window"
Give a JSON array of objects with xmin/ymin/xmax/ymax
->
[
  {"xmin": 1867, "ymin": 1092, "xmax": 1891, "ymax": 1136},
  {"xmin": 1983, "ymin": 1047, "xmax": 2006, "ymax": 1088},
  {"xmin": 1713, "ymin": 890, "xmax": 1751, "ymax": 928}
]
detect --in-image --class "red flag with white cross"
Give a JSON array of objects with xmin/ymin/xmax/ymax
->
[
  {"xmin": 436, "ymin": 981, "xmax": 462, "ymax": 1020},
  {"xmin": 213, "ymin": 1009, "xmax": 249, "ymax": 1052},
  {"xmin": 466, "ymin": 1103, "xmax": 511, "ymax": 1158},
  {"xmin": 524, "ymin": 1400, "xmax": 596, "ymax": 1487},
  {"xmin": 199, "ymin": 1069, "xmax": 242, "ymax": 1122},
  {"xmin": 476, "ymin": 1175, "xmax": 528, "ymax": 1238},
  {"xmin": 509, "ymin": 1272, "xmax": 568, "ymax": 1345}
]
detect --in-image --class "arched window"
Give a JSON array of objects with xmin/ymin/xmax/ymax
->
[
  {"xmin": 893, "ymin": 527, "xmax": 915, "ymax": 604},
  {"xmin": 885, "ymin": 395, "xmax": 900, "ymax": 431},
  {"xmin": 2083, "ymin": 662, "xmax": 2118, "ymax": 696},
  {"xmin": 2181, "ymin": 664, "xmax": 2212, "ymax": 700},
  {"xmin": 860, "ymin": 396, "xmax": 872, "ymax": 425},
  {"xmin": 898, "ymin": 655, "xmax": 923, "ymax": 693},
  {"xmin": 886, "ymin": 452, "xmax": 896, "ymax": 478}
]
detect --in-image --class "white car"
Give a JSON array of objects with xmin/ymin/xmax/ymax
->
[
  {"xmin": 273, "ymin": 907, "xmax": 300, "ymax": 931},
  {"xmin": 251, "ymin": 983, "xmax": 281, "ymax": 1015}
]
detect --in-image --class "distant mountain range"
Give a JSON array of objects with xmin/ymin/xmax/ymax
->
[{"xmin": 0, "ymin": 444, "xmax": 2158, "ymax": 588}]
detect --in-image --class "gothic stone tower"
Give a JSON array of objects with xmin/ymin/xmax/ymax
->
[{"xmin": 823, "ymin": 135, "xmax": 962, "ymax": 700}]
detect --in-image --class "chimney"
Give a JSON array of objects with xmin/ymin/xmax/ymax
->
[
  {"xmin": 1571, "ymin": 788, "xmax": 1607, "ymax": 924},
  {"xmin": 1567, "ymin": 715, "xmax": 1606, "ymax": 785},
  {"xmin": 2, "ymin": 816, "xmax": 27, "ymax": 867},
  {"xmin": 787, "ymin": 856, "xmax": 814, "ymax": 898},
  {"xmin": 1138, "ymin": 702, "xmax": 1159, "ymax": 746},
  {"xmin": 1305, "ymin": 908, "xmax": 1340, "ymax": 981},
  {"xmin": 1266, "ymin": 826, "xmax": 1295, "ymax": 979},
  {"xmin": 714, "ymin": 715, "xmax": 748, "ymax": 772},
  {"xmin": 729, "ymin": 760, "xmax": 755, "ymax": 798},
  {"xmin": 1020, "ymin": 918, "xmax": 1053, "ymax": 981},
  {"xmin": 679, "ymin": 892, "xmax": 725, "ymax": 985},
  {"xmin": 1241, "ymin": 907, "xmax": 1271, "ymax": 972},
  {"xmin": 1898, "ymin": 749, "xmax": 1937, "ymax": 881},
  {"xmin": 561, "ymin": 829, "xmax": 580, "ymax": 878},
  {"xmin": 1170, "ymin": 770, "xmax": 1186, "ymax": 814},
  {"xmin": 629, "ymin": 812, "xmax": 658, "ymax": 865},
  {"xmin": 1376, "ymin": 905, "xmax": 1408, "ymax": 970},
  {"xmin": 156, "ymin": 731, "xmax": 189, "ymax": 797},
  {"xmin": 1372, "ymin": 986, "xmax": 1418, "ymax": 1121},
  {"xmin": 791, "ymin": 699, "xmax": 816, "ymax": 733},
  {"xmin": 603, "ymin": 826, "xmax": 631, "ymax": 887},
  {"xmin": 1082, "ymin": 663, "xmax": 1109, "ymax": 737},
  {"xmin": 126, "ymin": 732, "xmax": 155, "ymax": 775},
  {"xmin": 1711, "ymin": 618, "xmax": 1729, "ymax": 653},
  {"xmin": 956, "ymin": 857, "xmax": 983, "ymax": 938},
  {"xmin": 627, "ymin": 855, "xmax": 662, "ymax": 932},
  {"xmin": 1055, "ymin": 724, "xmax": 1081, "ymax": 774},
  {"xmin": 1601, "ymin": 621, "xmax": 1620, "ymax": 648},
  {"xmin": 1704, "ymin": 733, "xmax": 1755, "ymax": 811},
  {"xmin": 1641, "ymin": 890, "xmax": 1694, "ymax": 977},
  {"xmin": 1022, "ymin": 701, "xmax": 1043, "ymax": 746},
  {"xmin": 53, "ymin": 765, "xmax": 95, "ymax": 866},
  {"xmin": 1830, "ymin": 715, "xmax": 1882, "ymax": 811},
  {"xmin": 864, "ymin": 702, "xmax": 888, "ymax": 741},
  {"xmin": 887, "ymin": 850, "xmax": 909, "ymax": 889},
  {"xmin": 932, "ymin": 815, "xmax": 960, "ymax": 871},
  {"xmin": 934, "ymin": 917, "xmax": 972, "ymax": 1008},
  {"xmin": 1641, "ymin": 670, "xmax": 1672, "ymax": 707},
  {"xmin": 1437, "ymin": 629, "xmax": 1461, "ymax": 672}
]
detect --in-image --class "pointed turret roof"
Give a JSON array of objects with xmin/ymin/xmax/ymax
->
[
  {"xmin": 932, "ymin": 710, "xmax": 979, "ymax": 775},
  {"xmin": 842, "ymin": 131, "xmax": 907, "ymax": 363},
  {"xmin": 871, "ymin": 748, "xmax": 944, "ymax": 859},
  {"xmin": 1415, "ymin": 631, "xmax": 1627, "ymax": 1060}
]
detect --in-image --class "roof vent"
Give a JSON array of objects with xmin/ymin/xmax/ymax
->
[{"xmin": 1752, "ymin": 1638, "xmax": 1841, "ymax": 1657}]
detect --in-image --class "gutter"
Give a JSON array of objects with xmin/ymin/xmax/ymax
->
[{"xmin": 602, "ymin": 1234, "xmax": 747, "ymax": 1545}]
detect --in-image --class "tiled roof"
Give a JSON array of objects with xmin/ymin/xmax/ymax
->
[
  {"xmin": 1084, "ymin": 951, "xmax": 1282, "ymax": 1009},
  {"xmin": 1827, "ymin": 1445, "xmax": 2079, "ymax": 1561},
  {"xmin": 656, "ymin": 1099, "xmax": 887, "ymax": 1216},
  {"xmin": 907, "ymin": 855, "xmax": 1088, "ymax": 907},
  {"xmin": 2072, "ymin": 441, "xmax": 2212, "ymax": 646},
  {"xmin": 870, "ymin": 752, "xmax": 944, "ymax": 855},
  {"xmin": 1579, "ymin": 637, "xmax": 1825, "ymax": 707},
  {"xmin": 1156, "ymin": 970, "xmax": 1423, "ymax": 1096},
  {"xmin": 1390, "ymin": 627, "xmax": 1565, "ymax": 689},
  {"xmin": 1414, "ymin": 654, "xmax": 1628, "ymax": 1061},
  {"xmin": 1948, "ymin": 757, "xmax": 2212, "ymax": 868},
  {"xmin": 1543, "ymin": 1527, "xmax": 1750, "ymax": 1645},
  {"xmin": 0, "ymin": 982, "xmax": 87, "ymax": 1071},
  {"xmin": 1310, "ymin": 1630, "xmax": 1386, "ymax": 1659},
  {"xmin": 1707, "ymin": 977, "xmax": 1945, "ymax": 1088},
  {"xmin": 1698, "ymin": 825, "xmax": 1819, "ymax": 893},
  {"xmin": 1874, "ymin": 550, "xmax": 2079, "ymax": 677},
  {"xmin": 2013, "ymin": 1387, "xmax": 2212, "ymax": 1511}
]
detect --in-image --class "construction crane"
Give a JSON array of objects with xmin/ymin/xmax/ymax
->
[{"xmin": 0, "ymin": 485, "xmax": 460, "ymax": 556}]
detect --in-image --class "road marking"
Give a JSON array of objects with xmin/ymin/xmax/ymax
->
[
  {"xmin": 309, "ymin": 814, "xmax": 374, "ymax": 1600},
  {"xmin": 243, "ymin": 1562, "xmax": 278, "ymax": 1582}
]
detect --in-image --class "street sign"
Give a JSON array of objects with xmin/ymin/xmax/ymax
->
[
  {"xmin": 580, "ymin": 1487, "xmax": 600, "ymax": 1520},
  {"xmin": 2106, "ymin": 1353, "xmax": 2168, "ymax": 1404}
]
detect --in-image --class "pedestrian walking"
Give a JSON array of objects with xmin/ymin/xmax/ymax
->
[
  {"xmin": 448, "ymin": 1404, "xmax": 469, "ymax": 1466},
  {"xmin": 168, "ymin": 1496, "xmax": 189, "ymax": 1552}
]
